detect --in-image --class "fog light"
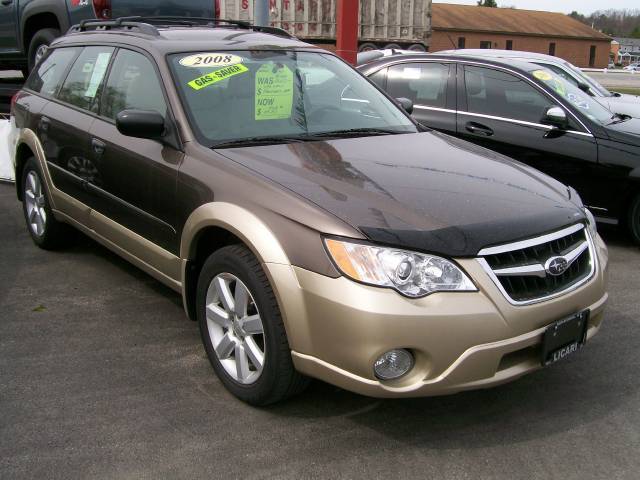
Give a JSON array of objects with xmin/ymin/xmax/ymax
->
[{"xmin": 373, "ymin": 349, "xmax": 414, "ymax": 380}]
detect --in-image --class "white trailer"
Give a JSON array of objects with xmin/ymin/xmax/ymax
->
[{"xmin": 218, "ymin": 0, "xmax": 432, "ymax": 51}]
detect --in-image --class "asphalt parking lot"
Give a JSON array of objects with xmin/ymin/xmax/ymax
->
[{"xmin": 1, "ymin": 182, "xmax": 639, "ymax": 479}]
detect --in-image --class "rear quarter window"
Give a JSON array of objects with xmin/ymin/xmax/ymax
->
[{"xmin": 26, "ymin": 47, "xmax": 81, "ymax": 97}]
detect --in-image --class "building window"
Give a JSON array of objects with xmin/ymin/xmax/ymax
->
[
  {"xmin": 458, "ymin": 37, "xmax": 466, "ymax": 49},
  {"xmin": 549, "ymin": 42, "xmax": 556, "ymax": 56},
  {"xmin": 506, "ymin": 40, "xmax": 513, "ymax": 50},
  {"xmin": 480, "ymin": 41, "xmax": 492, "ymax": 49},
  {"xmin": 589, "ymin": 46, "xmax": 597, "ymax": 67}
]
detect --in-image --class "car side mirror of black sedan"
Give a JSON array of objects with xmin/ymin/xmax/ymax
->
[
  {"xmin": 116, "ymin": 109, "xmax": 166, "ymax": 140},
  {"xmin": 396, "ymin": 97, "xmax": 414, "ymax": 115},
  {"xmin": 541, "ymin": 106, "xmax": 569, "ymax": 130}
]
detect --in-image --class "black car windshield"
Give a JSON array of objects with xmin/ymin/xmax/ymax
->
[
  {"xmin": 168, "ymin": 50, "xmax": 418, "ymax": 147},
  {"xmin": 531, "ymin": 69, "xmax": 614, "ymax": 125}
]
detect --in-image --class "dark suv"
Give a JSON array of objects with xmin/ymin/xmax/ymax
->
[
  {"xmin": 11, "ymin": 18, "xmax": 608, "ymax": 405},
  {"xmin": 358, "ymin": 52, "xmax": 640, "ymax": 243}
]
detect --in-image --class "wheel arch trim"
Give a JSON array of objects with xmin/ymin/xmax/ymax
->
[{"xmin": 180, "ymin": 203, "xmax": 291, "ymax": 266}]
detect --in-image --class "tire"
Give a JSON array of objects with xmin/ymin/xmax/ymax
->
[
  {"xmin": 358, "ymin": 42, "xmax": 378, "ymax": 52},
  {"xmin": 628, "ymin": 194, "xmax": 640, "ymax": 245},
  {"xmin": 197, "ymin": 244, "xmax": 309, "ymax": 405},
  {"xmin": 21, "ymin": 157, "xmax": 68, "ymax": 249},
  {"xmin": 408, "ymin": 43, "xmax": 427, "ymax": 52},
  {"xmin": 27, "ymin": 28, "xmax": 60, "ymax": 72}
]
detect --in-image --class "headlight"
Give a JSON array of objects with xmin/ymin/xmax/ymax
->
[
  {"xmin": 324, "ymin": 238, "xmax": 476, "ymax": 298},
  {"xmin": 583, "ymin": 208, "xmax": 598, "ymax": 238}
]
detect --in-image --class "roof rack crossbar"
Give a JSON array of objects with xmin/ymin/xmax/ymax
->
[
  {"xmin": 73, "ymin": 18, "xmax": 160, "ymax": 36},
  {"xmin": 70, "ymin": 16, "xmax": 295, "ymax": 39}
]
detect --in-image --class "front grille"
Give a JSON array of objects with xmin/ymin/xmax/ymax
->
[{"xmin": 479, "ymin": 225, "xmax": 594, "ymax": 304}]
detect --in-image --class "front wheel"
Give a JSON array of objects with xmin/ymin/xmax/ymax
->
[
  {"xmin": 628, "ymin": 194, "xmax": 640, "ymax": 245},
  {"xmin": 196, "ymin": 245, "xmax": 308, "ymax": 405}
]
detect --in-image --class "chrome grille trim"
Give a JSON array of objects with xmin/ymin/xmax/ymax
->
[{"xmin": 477, "ymin": 224, "xmax": 597, "ymax": 306}]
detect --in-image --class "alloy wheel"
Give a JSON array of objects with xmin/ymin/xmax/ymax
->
[
  {"xmin": 34, "ymin": 44, "xmax": 48, "ymax": 65},
  {"xmin": 24, "ymin": 171, "xmax": 47, "ymax": 237},
  {"xmin": 205, "ymin": 273, "xmax": 265, "ymax": 385}
]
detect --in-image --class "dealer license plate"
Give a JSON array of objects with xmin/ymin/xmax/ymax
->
[{"xmin": 541, "ymin": 310, "xmax": 589, "ymax": 366}]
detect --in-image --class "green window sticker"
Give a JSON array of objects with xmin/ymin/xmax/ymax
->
[
  {"xmin": 255, "ymin": 63, "xmax": 293, "ymax": 121},
  {"xmin": 188, "ymin": 64, "xmax": 249, "ymax": 91},
  {"xmin": 85, "ymin": 52, "xmax": 112, "ymax": 99}
]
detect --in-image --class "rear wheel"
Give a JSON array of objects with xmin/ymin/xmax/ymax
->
[
  {"xmin": 27, "ymin": 28, "xmax": 60, "ymax": 72},
  {"xmin": 408, "ymin": 43, "xmax": 427, "ymax": 52},
  {"xmin": 358, "ymin": 42, "xmax": 378, "ymax": 52},
  {"xmin": 628, "ymin": 194, "xmax": 640, "ymax": 245},
  {"xmin": 21, "ymin": 158, "xmax": 67, "ymax": 249},
  {"xmin": 197, "ymin": 244, "xmax": 308, "ymax": 405}
]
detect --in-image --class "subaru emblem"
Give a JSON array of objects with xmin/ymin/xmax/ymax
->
[{"xmin": 545, "ymin": 256, "xmax": 569, "ymax": 276}]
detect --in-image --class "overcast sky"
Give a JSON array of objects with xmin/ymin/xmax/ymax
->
[{"xmin": 434, "ymin": 0, "xmax": 638, "ymax": 15}]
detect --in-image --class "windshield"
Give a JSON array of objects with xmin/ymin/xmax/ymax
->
[
  {"xmin": 169, "ymin": 50, "xmax": 417, "ymax": 147},
  {"xmin": 531, "ymin": 69, "xmax": 615, "ymax": 125},
  {"xmin": 566, "ymin": 62, "xmax": 612, "ymax": 97}
]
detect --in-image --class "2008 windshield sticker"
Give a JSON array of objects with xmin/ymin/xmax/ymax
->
[
  {"xmin": 180, "ymin": 53, "xmax": 243, "ymax": 68},
  {"xmin": 188, "ymin": 64, "xmax": 249, "ymax": 91},
  {"xmin": 255, "ymin": 63, "xmax": 294, "ymax": 121}
]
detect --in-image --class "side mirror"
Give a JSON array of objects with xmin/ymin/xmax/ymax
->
[
  {"xmin": 577, "ymin": 82, "xmax": 593, "ymax": 96},
  {"xmin": 396, "ymin": 97, "xmax": 414, "ymax": 115},
  {"xmin": 541, "ymin": 106, "xmax": 569, "ymax": 130},
  {"xmin": 116, "ymin": 109, "xmax": 166, "ymax": 139}
]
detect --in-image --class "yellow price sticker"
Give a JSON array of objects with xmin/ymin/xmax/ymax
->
[
  {"xmin": 533, "ymin": 70, "xmax": 553, "ymax": 81},
  {"xmin": 188, "ymin": 64, "xmax": 249, "ymax": 91},
  {"xmin": 255, "ymin": 63, "xmax": 294, "ymax": 121}
]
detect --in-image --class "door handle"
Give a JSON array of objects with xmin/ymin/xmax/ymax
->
[
  {"xmin": 1, "ymin": 0, "xmax": 14, "ymax": 6},
  {"xmin": 38, "ymin": 116, "xmax": 50, "ymax": 132},
  {"xmin": 465, "ymin": 122, "xmax": 494, "ymax": 137},
  {"xmin": 91, "ymin": 138, "xmax": 106, "ymax": 156}
]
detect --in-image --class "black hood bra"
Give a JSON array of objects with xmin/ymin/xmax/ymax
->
[{"xmin": 220, "ymin": 131, "xmax": 586, "ymax": 257}]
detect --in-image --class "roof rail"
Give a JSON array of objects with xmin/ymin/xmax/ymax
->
[
  {"xmin": 69, "ymin": 16, "xmax": 295, "ymax": 39},
  {"xmin": 71, "ymin": 17, "xmax": 160, "ymax": 36}
]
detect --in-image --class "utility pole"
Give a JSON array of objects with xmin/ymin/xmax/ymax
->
[
  {"xmin": 336, "ymin": 0, "xmax": 359, "ymax": 65},
  {"xmin": 255, "ymin": 0, "xmax": 270, "ymax": 27}
]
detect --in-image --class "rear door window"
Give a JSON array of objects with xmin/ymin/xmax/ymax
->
[
  {"xmin": 57, "ymin": 46, "xmax": 115, "ymax": 112},
  {"xmin": 101, "ymin": 49, "xmax": 167, "ymax": 120},
  {"xmin": 26, "ymin": 47, "xmax": 81, "ymax": 97},
  {"xmin": 387, "ymin": 62, "xmax": 450, "ymax": 108}
]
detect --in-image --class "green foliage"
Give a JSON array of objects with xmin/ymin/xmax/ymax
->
[
  {"xmin": 631, "ymin": 26, "xmax": 640, "ymax": 38},
  {"xmin": 477, "ymin": 0, "xmax": 498, "ymax": 6}
]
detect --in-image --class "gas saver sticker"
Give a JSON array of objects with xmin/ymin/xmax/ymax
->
[
  {"xmin": 255, "ymin": 63, "xmax": 294, "ymax": 121},
  {"xmin": 188, "ymin": 64, "xmax": 249, "ymax": 91},
  {"xmin": 533, "ymin": 70, "xmax": 553, "ymax": 81},
  {"xmin": 180, "ymin": 53, "xmax": 243, "ymax": 68}
]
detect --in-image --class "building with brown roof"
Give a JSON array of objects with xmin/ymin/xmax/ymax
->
[{"xmin": 430, "ymin": 4, "xmax": 612, "ymax": 68}]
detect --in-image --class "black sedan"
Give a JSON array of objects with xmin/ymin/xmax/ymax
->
[{"xmin": 358, "ymin": 53, "xmax": 640, "ymax": 244}]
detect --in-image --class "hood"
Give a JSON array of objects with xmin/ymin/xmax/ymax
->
[
  {"xmin": 604, "ymin": 118, "xmax": 640, "ymax": 145},
  {"xmin": 218, "ymin": 132, "xmax": 586, "ymax": 257},
  {"xmin": 605, "ymin": 95, "xmax": 640, "ymax": 118}
]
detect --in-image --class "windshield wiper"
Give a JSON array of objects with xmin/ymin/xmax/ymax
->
[
  {"xmin": 607, "ymin": 113, "xmax": 631, "ymax": 125},
  {"xmin": 211, "ymin": 136, "xmax": 313, "ymax": 149},
  {"xmin": 309, "ymin": 127, "xmax": 408, "ymax": 138}
]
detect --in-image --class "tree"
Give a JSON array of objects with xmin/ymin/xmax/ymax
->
[
  {"xmin": 631, "ymin": 26, "xmax": 640, "ymax": 38},
  {"xmin": 477, "ymin": 0, "xmax": 498, "ymax": 6}
]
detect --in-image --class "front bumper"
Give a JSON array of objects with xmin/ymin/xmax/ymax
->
[{"xmin": 266, "ymin": 234, "xmax": 609, "ymax": 398}]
